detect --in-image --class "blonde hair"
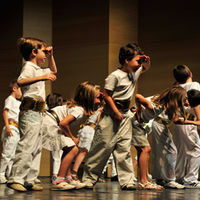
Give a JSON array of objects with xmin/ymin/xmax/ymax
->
[
  {"xmin": 67, "ymin": 81, "xmax": 100, "ymax": 115},
  {"xmin": 152, "ymin": 86, "xmax": 186, "ymax": 120},
  {"xmin": 17, "ymin": 37, "xmax": 46, "ymax": 61}
]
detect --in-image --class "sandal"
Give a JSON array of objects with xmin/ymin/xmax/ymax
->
[{"xmin": 138, "ymin": 181, "xmax": 163, "ymax": 190}]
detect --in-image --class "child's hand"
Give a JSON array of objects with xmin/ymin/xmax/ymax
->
[
  {"xmin": 44, "ymin": 73, "xmax": 57, "ymax": 81},
  {"xmin": 115, "ymin": 111, "xmax": 123, "ymax": 121},
  {"xmin": 140, "ymin": 55, "xmax": 151, "ymax": 72},
  {"xmin": 6, "ymin": 127, "xmax": 13, "ymax": 136},
  {"xmin": 45, "ymin": 46, "xmax": 53, "ymax": 57}
]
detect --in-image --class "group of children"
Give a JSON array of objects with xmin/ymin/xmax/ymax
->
[{"xmin": 0, "ymin": 37, "xmax": 200, "ymax": 192}]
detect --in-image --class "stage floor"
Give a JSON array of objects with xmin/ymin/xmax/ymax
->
[{"xmin": 0, "ymin": 177, "xmax": 200, "ymax": 200}]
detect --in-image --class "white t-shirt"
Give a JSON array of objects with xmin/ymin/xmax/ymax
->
[
  {"xmin": 4, "ymin": 95, "xmax": 21, "ymax": 122},
  {"xmin": 18, "ymin": 61, "xmax": 50, "ymax": 101},
  {"xmin": 104, "ymin": 67, "xmax": 143, "ymax": 101},
  {"xmin": 52, "ymin": 105, "xmax": 85, "ymax": 128},
  {"xmin": 141, "ymin": 97, "xmax": 163, "ymax": 123},
  {"xmin": 180, "ymin": 81, "xmax": 200, "ymax": 92}
]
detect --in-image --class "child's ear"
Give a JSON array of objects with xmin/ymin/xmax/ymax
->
[
  {"xmin": 190, "ymin": 72, "xmax": 193, "ymax": 78},
  {"xmin": 125, "ymin": 59, "xmax": 129, "ymax": 64},
  {"xmin": 32, "ymin": 49, "xmax": 38, "ymax": 56}
]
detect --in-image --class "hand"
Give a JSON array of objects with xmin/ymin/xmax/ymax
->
[
  {"xmin": 44, "ymin": 73, "xmax": 57, "ymax": 81},
  {"xmin": 140, "ymin": 55, "xmax": 151, "ymax": 72},
  {"xmin": 6, "ymin": 127, "xmax": 13, "ymax": 136},
  {"xmin": 45, "ymin": 46, "xmax": 53, "ymax": 57},
  {"xmin": 115, "ymin": 111, "xmax": 123, "ymax": 121}
]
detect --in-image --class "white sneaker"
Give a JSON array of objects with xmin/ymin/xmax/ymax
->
[
  {"xmin": 82, "ymin": 180, "xmax": 94, "ymax": 189},
  {"xmin": 165, "ymin": 181, "xmax": 185, "ymax": 189},
  {"xmin": 0, "ymin": 176, "xmax": 7, "ymax": 184},
  {"xmin": 52, "ymin": 178, "xmax": 75, "ymax": 190},
  {"xmin": 67, "ymin": 178, "xmax": 86, "ymax": 189},
  {"xmin": 34, "ymin": 178, "xmax": 41, "ymax": 184},
  {"xmin": 184, "ymin": 181, "xmax": 200, "ymax": 189}
]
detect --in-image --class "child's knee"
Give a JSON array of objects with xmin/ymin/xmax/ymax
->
[{"xmin": 72, "ymin": 146, "xmax": 79, "ymax": 155}]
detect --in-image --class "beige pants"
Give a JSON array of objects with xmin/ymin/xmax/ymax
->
[
  {"xmin": 8, "ymin": 110, "xmax": 43, "ymax": 185},
  {"xmin": 82, "ymin": 112, "xmax": 135, "ymax": 187}
]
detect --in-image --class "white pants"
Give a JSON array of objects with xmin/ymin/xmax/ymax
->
[
  {"xmin": 51, "ymin": 150, "xmax": 63, "ymax": 175},
  {"xmin": 174, "ymin": 124, "xmax": 200, "ymax": 183},
  {"xmin": 8, "ymin": 110, "xmax": 43, "ymax": 185},
  {"xmin": 0, "ymin": 126, "xmax": 20, "ymax": 178},
  {"xmin": 102, "ymin": 154, "xmax": 117, "ymax": 177},
  {"xmin": 151, "ymin": 121, "xmax": 177, "ymax": 182}
]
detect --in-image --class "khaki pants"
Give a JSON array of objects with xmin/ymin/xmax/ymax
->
[
  {"xmin": 82, "ymin": 112, "xmax": 135, "ymax": 187},
  {"xmin": 8, "ymin": 110, "xmax": 43, "ymax": 185}
]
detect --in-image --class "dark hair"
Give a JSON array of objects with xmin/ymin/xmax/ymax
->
[
  {"xmin": 119, "ymin": 43, "xmax": 144, "ymax": 65},
  {"xmin": 173, "ymin": 65, "xmax": 191, "ymax": 84},
  {"xmin": 8, "ymin": 79, "xmax": 19, "ymax": 94},
  {"xmin": 17, "ymin": 37, "xmax": 46, "ymax": 61},
  {"xmin": 187, "ymin": 89, "xmax": 200, "ymax": 107},
  {"xmin": 46, "ymin": 93, "xmax": 64, "ymax": 110}
]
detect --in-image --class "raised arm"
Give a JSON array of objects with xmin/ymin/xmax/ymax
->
[{"xmin": 45, "ymin": 46, "xmax": 57, "ymax": 74}]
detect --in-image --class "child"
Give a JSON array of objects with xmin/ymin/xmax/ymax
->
[
  {"xmin": 7, "ymin": 37, "xmax": 57, "ymax": 192},
  {"xmin": 0, "ymin": 80, "xmax": 22, "ymax": 184},
  {"xmin": 45, "ymin": 93, "xmax": 64, "ymax": 184},
  {"xmin": 151, "ymin": 111, "xmax": 184, "ymax": 189},
  {"xmin": 173, "ymin": 65, "xmax": 200, "ymax": 188},
  {"xmin": 82, "ymin": 43, "xmax": 150, "ymax": 190},
  {"xmin": 131, "ymin": 97, "xmax": 163, "ymax": 189},
  {"xmin": 41, "ymin": 82, "xmax": 101, "ymax": 190}
]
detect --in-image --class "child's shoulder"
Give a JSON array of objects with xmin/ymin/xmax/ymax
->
[{"xmin": 107, "ymin": 68, "xmax": 127, "ymax": 79}]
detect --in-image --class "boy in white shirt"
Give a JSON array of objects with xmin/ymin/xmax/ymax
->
[
  {"xmin": 82, "ymin": 43, "xmax": 150, "ymax": 190},
  {"xmin": 7, "ymin": 37, "xmax": 57, "ymax": 192},
  {"xmin": 173, "ymin": 65, "xmax": 200, "ymax": 188},
  {"xmin": 0, "ymin": 80, "xmax": 22, "ymax": 184}
]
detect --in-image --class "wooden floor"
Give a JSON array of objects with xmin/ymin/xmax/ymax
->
[{"xmin": 0, "ymin": 177, "xmax": 200, "ymax": 200}]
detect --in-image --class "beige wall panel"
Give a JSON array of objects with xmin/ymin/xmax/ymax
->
[{"xmin": 52, "ymin": 0, "xmax": 109, "ymax": 99}]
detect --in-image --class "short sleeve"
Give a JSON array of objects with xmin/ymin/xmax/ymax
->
[
  {"xmin": 18, "ymin": 65, "xmax": 34, "ymax": 80},
  {"xmin": 4, "ymin": 97, "xmax": 14, "ymax": 110},
  {"xmin": 135, "ymin": 66, "xmax": 143, "ymax": 81},
  {"xmin": 104, "ymin": 73, "xmax": 118, "ymax": 91},
  {"xmin": 68, "ymin": 106, "xmax": 84, "ymax": 119}
]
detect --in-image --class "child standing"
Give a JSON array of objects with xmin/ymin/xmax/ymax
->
[
  {"xmin": 82, "ymin": 43, "xmax": 150, "ymax": 190},
  {"xmin": 0, "ymin": 80, "xmax": 22, "ymax": 184},
  {"xmin": 173, "ymin": 65, "xmax": 200, "ymax": 188},
  {"xmin": 7, "ymin": 37, "xmax": 57, "ymax": 192},
  {"xmin": 151, "ymin": 111, "xmax": 184, "ymax": 189}
]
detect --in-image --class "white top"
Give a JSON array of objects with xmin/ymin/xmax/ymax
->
[
  {"xmin": 52, "ymin": 105, "xmax": 85, "ymax": 128},
  {"xmin": 104, "ymin": 67, "xmax": 143, "ymax": 101},
  {"xmin": 180, "ymin": 81, "xmax": 200, "ymax": 92},
  {"xmin": 18, "ymin": 61, "xmax": 50, "ymax": 101},
  {"xmin": 141, "ymin": 97, "xmax": 163, "ymax": 123},
  {"xmin": 87, "ymin": 110, "xmax": 100, "ymax": 124},
  {"xmin": 4, "ymin": 95, "xmax": 21, "ymax": 122}
]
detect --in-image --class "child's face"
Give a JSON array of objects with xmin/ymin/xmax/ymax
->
[
  {"xmin": 94, "ymin": 91, "xmax": 102, "ymax": 105},
  {"xmin": 14, "ymin": 86, "xmax": 22, "ymax": 99},
  {"xmin": 35, "ymin": 46, "xmax": 47, "ymax": 65},
  {"xmin": 126, "ymin": 54, "xmax": 141, "ymax": 72}
]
